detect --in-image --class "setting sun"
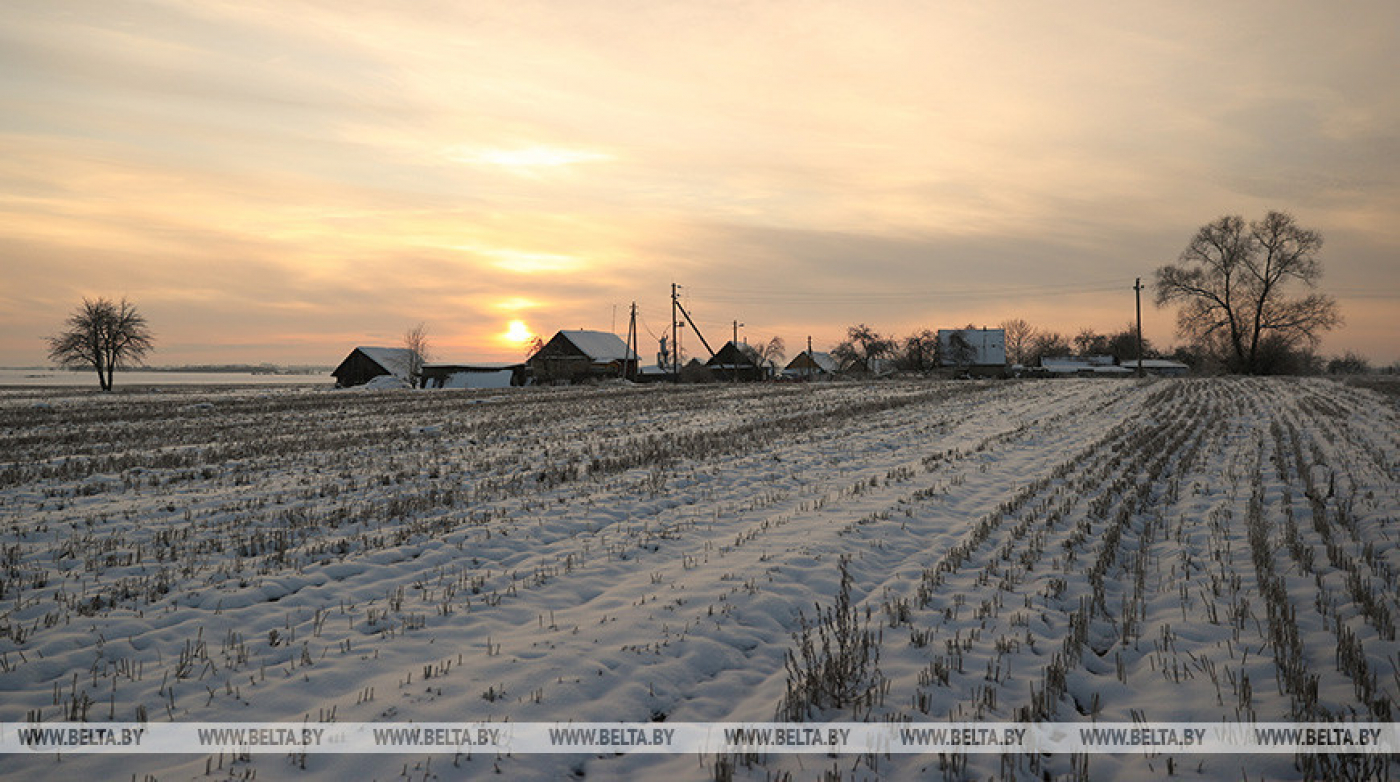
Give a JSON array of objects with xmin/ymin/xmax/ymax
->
[{"xmin": 502, "ymin": 319, "xmax": 534, "ymax": 346}]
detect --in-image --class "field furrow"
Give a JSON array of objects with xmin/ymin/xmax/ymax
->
[{"xmin": 1, "ymin": 378, "xmax": 1396, "ymax": 781}]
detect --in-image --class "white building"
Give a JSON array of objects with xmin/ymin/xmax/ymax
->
[{"xmin": 938, "ymin": 329, "xmax": 1006, "ymax": 368}]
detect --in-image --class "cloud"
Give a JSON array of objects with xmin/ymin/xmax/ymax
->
[{"xmin": 2, "ymin": 0, "xmax": 1397, "ymax": 365}]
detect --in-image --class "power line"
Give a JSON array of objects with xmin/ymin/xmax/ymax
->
[
  {"xmin": 687, "ymin": 278, "xmax": 1137, "ymax": 304},
  {"xmin": 1329, "ymin": 289, "xmax": 1400, "ymax": 300}
]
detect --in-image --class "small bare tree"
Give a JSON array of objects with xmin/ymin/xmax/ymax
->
[
  {"xmin": 754, "ymin": 336, "xmax": 786, "ymax": 371},
  {"xmin": 403, "ymin": 322, "xmax": 431, "ymax": 388},
  {"xmin": 900, "ymin": 329, "xmax": 937, "ymax": 371},
  {"xmin": 47, "ymin": 297, "xmax": 154, "ymax": 391},
  {"xmin": 1026, "ymin": 330, "xmax": 1070, "ymax": 367},
  {"xmin": 944, "ymin": 330, "xmax": 977, "ymax": 370}
]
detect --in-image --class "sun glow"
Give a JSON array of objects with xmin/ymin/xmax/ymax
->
[{"xmin": 502, "ymin": 320, "xmax": 534, "ymax": 346}]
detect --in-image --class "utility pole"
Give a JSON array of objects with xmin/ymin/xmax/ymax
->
[
  {"xmin": 626, "ymin": 302, "xmax": 638, "ymax": 381},
  {"xmin": 671, "ymin": 283, "xmax": 680, "ymax": 378},
  {"xmin": 730, "ymin": 320, "xmax": 743, "ymax": 382},
  {"xmin": 1134, "ymin": 277, "xmax": 1144, "ymax": 378}
]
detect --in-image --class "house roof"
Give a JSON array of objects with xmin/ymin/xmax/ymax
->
[
  {"xmin": 423, "ymin": 362, "xmax": 524, "ymax": 371},
  {"xmin": 786, "ymin": 350, "xmax": 838, "ymax": 373},
  {"xmin": 350, "ymin": 346, "xmax": 415, "ymax": 379},
  {"xmin": 557, "ymin": 330, "xmax": 637, "ymax": 362},
  {"xmin": 707, "ymin": 341, "xmax": 763, "ymax": 368},
  {"xmin": 1137, "ymin": 359, "xmax": 1189, "ymax": 369},
  {"xmin": 1041, "ymin": 356, "xmax": 1132, "ymax": 374}
]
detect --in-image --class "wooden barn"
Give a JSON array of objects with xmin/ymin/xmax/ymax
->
[
  {"xmin": 527, "ymin": 330, "xmax": 638, "ymax": 384},
  {"xmin": 331, "ymin": 346, "xmax": 415, "ymax": 388},
  {"xmin": 706, "ymin": 341, "xmax": 769, "ymax": 382}
]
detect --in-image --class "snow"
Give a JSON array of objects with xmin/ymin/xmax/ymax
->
[
  {"xmin": 360, "ymin": 373, "xmax": 410, "ymax": 389},
  {"xmin": 354, "ymin": 346, "xmax": 415, "ymax": 380},
  {"xmin": 557, "ymin": 330, "xmax": 636, "ymax": 361},
  {"xmin": 434, "ymin": 370, "xmax": 514, "ymax": 389},
  {"xmin": 0, "ymin": 378, "xmax": 1396, "ymax": 780}
]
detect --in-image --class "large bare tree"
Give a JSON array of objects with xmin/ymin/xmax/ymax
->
[
  {"xmin": 1155, "ymin": 211, "xmax": 1340, "ymax": 374},
  {"xmin": 47, "ymin": 297, "xmax": 155, "ymax": 391}
]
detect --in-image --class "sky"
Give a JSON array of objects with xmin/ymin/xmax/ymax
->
[{"xmin": 2, "ymin": 0, "xmax": 1397, "ymax": 367}]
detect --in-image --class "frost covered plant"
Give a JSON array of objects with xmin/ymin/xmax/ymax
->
[{"xmin": 776, "ymin": 558, "xmax": 886, "ymax": 721}]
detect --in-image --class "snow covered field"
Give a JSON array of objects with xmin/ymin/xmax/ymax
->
[{"xmin": 1, "ymin": 378, "xmax": 1397, "ymax": 780}]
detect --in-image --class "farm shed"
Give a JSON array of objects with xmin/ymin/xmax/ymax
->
[
  {"xmin": 705, "ymin": 341, "xmax": 769, "ymax": 381},
  {"xmin": 938, "ymin": 328, "xmax": 1007, "ymax": 373},
  {"xmin": 1040, "ymin": 356, "xmax": 1133, "ymax": 377},
  {"xmin": 331, "ymin": 346, "xmax": 415, "ymax": 388},
  {"xmin": 1137, "ymin": 358, "xmax": 1190, "ymax": 377},
  {"xmin": 421, "ymin": 363, "xmax": 527, "ymax": 389},
  {"xmin": 528, "ymin": 330, "xmax": 638, "ymax": 384},
  {"xmin": 783, "ymin": 350, "xmax": 838, "ymax": 380}
]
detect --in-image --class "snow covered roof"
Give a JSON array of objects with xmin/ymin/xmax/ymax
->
[
  {"xmin": 440, "ymin": 370, "xmax": 514, "ymax": 389},
  {"xmin": 1041, "ymin": 356, "xmax": 1132, "ymax": 374},
  {"xmin": 785, "ymin": 350, "xmax": 838, "ymax": 373},
  {"xmin": 558, "ymin": 330, "xmax": 637, "ymax": 362},
  {"xmin": 807, "ymin": 351, "xmax": 838, "ymax": 372},
  {"xmin": 354, "ymin": 347, "xmax": 415, "ymax": 379},
  {"xmin": 423, "ymin": 362, "xmax": 523, "ymax": 371}
]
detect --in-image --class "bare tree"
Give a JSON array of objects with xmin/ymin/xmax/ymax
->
[
  {"xmin": 403, "ymin": 322, "xmax": 432, "ymax": 388},
  {"xmin": 832, "ymin": 324, "xmax": 895, "ymax": 374},
  {"xmin": 1155, "ymin": 211, "xmax": 1340, "ymax": 374},
  {"xmin": 526, "ymin": 334, "xmax": 546, "ymax": 360},
  {"xmin": 754, "ymin": 336, "xmax": 786, "ymax": 370},
  {"xmin": 944, "ymin": 330, "xmax": 977, "ymax": 370},
  {"xmin": 1105, "ymin": 322, "xmax": 1153, "ymax": 362},
  {"xmin": 999, "ymin": 318, "xmax": 1035, "ymax": 366},
  {"xmin": 1327, "ymin": 351, "xmax": 1370, "ymax": 375},
  {"xmin": 1073, "ymin": 328, "xmax": 1106, "ymax": 356},
  {"xmin": 900, "ymin": 329, "xmax": 937, "ymax": 371},
  {"xmin": 1026, "ymin": 330, "xmax": 1070, "ymax": 367},
  {"xmin": 47, "ymin": 297, "xmax": 154, "ymax": 391}
]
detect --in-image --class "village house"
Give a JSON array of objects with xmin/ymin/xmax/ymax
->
[
  {"xmin": 783, "ymin": 349, "xmax": 838, "ymax": 380},
  {"xmin": 938, "ymin": 328, "xmax": 1007, "ymax": 376},
  {"xmin": 705, "ymin": 340, "xmax": 769, "ymax": 382},
  {"xmin": 528, "ymin": 330, "xmax": 638, "ymax": 384}
]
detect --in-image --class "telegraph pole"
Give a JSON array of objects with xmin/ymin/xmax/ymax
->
[
  {"xmin": 626, "ymin": 302, "xmax": 638, "ymax": 381},
  {"xmin": 1134, "ymin": 277, "xmax": 1144, "ymax": 377},
  {"xmin": 671, "ymin": 283, "xmax": 680, "ymax": 378}
]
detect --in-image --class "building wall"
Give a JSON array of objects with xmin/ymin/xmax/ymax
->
[{"xmin": 332, "ymin": 350, "xmax": 390, "ymax": 387}]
